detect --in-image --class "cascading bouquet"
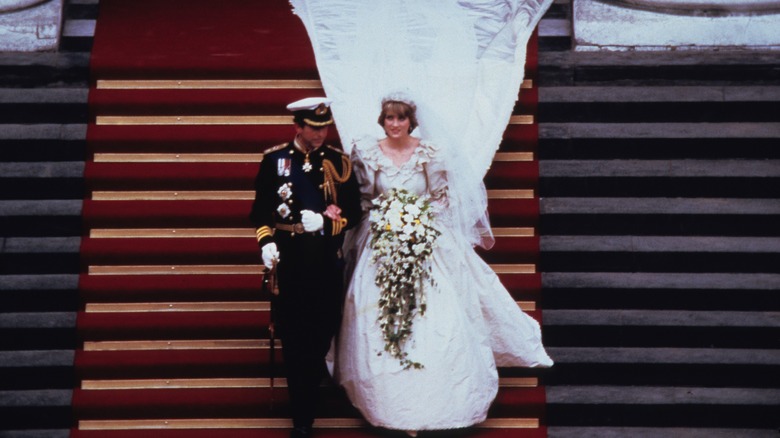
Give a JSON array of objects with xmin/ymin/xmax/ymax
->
[{"xmin": 369, "ymin": 188, "xmax": 441, "ymax": 369}]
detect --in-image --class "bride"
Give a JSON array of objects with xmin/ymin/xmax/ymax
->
[{"xmin": 332, "ymin": 94, "xmax": 553, "ymax": 432}]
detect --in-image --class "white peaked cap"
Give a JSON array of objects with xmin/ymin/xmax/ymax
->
[{"xmin": 286, "ymin": 97, "xmax": 333, "ymax": 112}]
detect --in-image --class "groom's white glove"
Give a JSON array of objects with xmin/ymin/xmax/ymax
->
[
  {"xmin": 261, "ymin": 242, "xmax": 280, "ymax": 270},
  {"xmin": 301, "ymin": 210, "xmax": 324, "ymax": 232}
]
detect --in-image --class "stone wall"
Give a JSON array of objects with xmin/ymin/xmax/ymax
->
[
  {"xmin": 574, "ymin": 0, "xmax": 780, "ymax": 50},
  {"xmin": 0, "ymin": 0, "xmax": 64, "ymax": 51}
]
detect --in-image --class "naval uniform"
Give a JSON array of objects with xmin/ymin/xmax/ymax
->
[{"xmin": 249, "ymin": 139, "xmax": 360, "ymax": 430}]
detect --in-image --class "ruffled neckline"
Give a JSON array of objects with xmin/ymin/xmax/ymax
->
[{"xmin": 358, "ymin": 139, "xmax": 437, "ymax": 177}]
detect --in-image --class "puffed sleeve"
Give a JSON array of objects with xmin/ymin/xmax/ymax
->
[
  {"xmin": 351, "ymin": 140, "xmax": 378, "ymax": 213},
  {"xmin": 423, "ymin": 143, "xmax": 449, "ymax": 212}
]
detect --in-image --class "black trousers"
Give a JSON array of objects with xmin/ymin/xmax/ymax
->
[{"xmin": 274, "ymin": 233, "xmax": 344, "ymax": 428}]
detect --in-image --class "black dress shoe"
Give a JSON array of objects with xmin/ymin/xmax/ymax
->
[{"xmin": 290, "ymin": 426, "xmax": 313, "ymax": 438}]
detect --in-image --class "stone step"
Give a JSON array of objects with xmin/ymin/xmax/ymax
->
[
  {"xmin": 0, "ymin": 389, "xmax": 73, "ymax": 430},
  {"xmin": 0, "ymin": 312, "xmax": 77, "ymax": 350},
  {"xmin": 542, "ymin": 236, "xmax": 780, "ymax": 253},
  {"xmin": 0, "ymin": 350, "xmax": 75, "ymax": 390},
  {"xmin": 546, "ymin": 386, "xmax": 779, "ymax": 428},
  {"xmin": 0, "ymin": 200, "xmax": 83, "ymax": 237},
  {"xmin": 548, "ymin": 427, "xmax": 779, "ymax": 438},
  {"xmin": 539, "ymin": 138, "xmax": 780, "ymax": 160},
  {"xmin": 0, "ymin": 53, "xmax": 90, "ymax": 88},
  {"xmin": 538, "ymin": 50, "xmax": 780, "ymax": 85}
]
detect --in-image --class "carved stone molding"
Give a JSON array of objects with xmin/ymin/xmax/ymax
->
[
  {"xmin": 0, "ymin": 0, "xmax": 62, "ymax": 52},
  {"xmin": 0, "ymin": 0, "xmax": 50, "ymax": 14},
  {"xmin": 574, "ymin": 0, "xmax": 780, "ymax": 50},
  {"xmin": 599, "ymin": 0, "xmax": 780, "ymax": 16}
]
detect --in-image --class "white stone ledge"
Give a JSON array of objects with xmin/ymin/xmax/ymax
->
[
  {"xmin": 0, "ymin": 0, "xmax": 64, "ymax": 51},
  {"xmin": 574, "ymin": 0, "xmax": 780, "ymax": 51}
]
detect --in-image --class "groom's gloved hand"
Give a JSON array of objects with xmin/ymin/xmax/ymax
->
[
  {"xmin": 261, "ymin": 242, "xmax": 279, "ymax": 269},
  {"xmin": 301, "ymin": 210, "xmax": 324, "ymax": 232}
]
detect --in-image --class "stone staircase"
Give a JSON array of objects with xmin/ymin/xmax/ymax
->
[
  {"xmin": 0, "ymin": 1, "xmax": 94, "ymax": 436},
  {"xmin": 1, "ymin": 0, "xmax": 778, "ymax": 436},
  {"xmin": 537, "ymin": 46, "xmax": 780, "ymax": 436}
]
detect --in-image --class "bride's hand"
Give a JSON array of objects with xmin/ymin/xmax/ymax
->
[{"xmin": 323, "ymin": 204, "xmax": 342, "ymax": 221}]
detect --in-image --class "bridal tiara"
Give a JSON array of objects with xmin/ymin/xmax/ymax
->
[{"xmin": 381, "ymin": 91, "xmax": 416, "ymax": 109}]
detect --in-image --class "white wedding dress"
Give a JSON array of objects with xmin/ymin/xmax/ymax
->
[{"xmin": 332, "ymin": 139, "xmax": 553, "ymax": 431}]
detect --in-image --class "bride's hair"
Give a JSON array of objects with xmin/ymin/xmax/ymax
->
[{"xmin": 377, "ymin": 99, "xmax": 419, "ymax": 133}]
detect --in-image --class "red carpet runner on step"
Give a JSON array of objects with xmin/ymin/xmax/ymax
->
[{"xmin": 72, "ymin": 1, "xmax": 547, "ymax": 436}]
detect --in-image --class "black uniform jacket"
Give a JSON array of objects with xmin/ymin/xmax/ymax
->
[{"xmin": 249, "ymin": 140, "xmax": 361, "ymax": 259}]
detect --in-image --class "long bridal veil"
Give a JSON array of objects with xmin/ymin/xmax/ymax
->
[{"xmin": 290, "ymin": 0, "xmax": 553, "ymax": 248}]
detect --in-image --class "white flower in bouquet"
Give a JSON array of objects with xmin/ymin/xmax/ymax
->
[{"xmin": 369, "ymin": 188, "xmax": 440, "ymax": 370}]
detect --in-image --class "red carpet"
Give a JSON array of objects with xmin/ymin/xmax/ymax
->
[{"xmin": 73, "ymin": 1, "xmax": 547, "ymax": 436}]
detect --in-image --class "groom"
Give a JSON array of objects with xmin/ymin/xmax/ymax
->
[{"xmin": 249, "ymin": 97, "xmax": 361, "ymax": 438}]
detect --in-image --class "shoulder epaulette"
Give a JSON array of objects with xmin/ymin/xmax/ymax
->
[
  {"xmin": 262, "ymin": 142, "xmax": 289, "ymax": 157},
  {"xmin": 326, "ymin": 145, "xmax": 348, "ymax": 156}
]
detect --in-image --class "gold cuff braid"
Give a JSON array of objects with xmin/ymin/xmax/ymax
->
[{"xmin": 255, "ymin": 226, "xmax": 273, "ymax": 242}]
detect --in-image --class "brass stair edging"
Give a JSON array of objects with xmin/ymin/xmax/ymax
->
[
  {"xmin": 78, "ymin": 418, "xmax": 366, "ymax": 430},
  {"xmin": 88, "ymin": 265, "xmax": 265, "ymax": 276},
  {"xmin": 93, "ymin": 153, "xmax": 264, "ymax": 163},
  {"xmin": 90, "ymin": 228, "xmax": 255, "ymax": 238},
  {"xmin": 493, "ymin": 227, "xmax": 535, "ymax": 237},
  {"xmin": 85, "ymin": 302, "xmax": 270, "ymax": 313},
  {"xmin": 96, "ymin": 79, "xmax": 324, "ymax": 89},
  {"xmin": 83, "ymin": 339, "xmax": 270, "ymax": 351},
  {"xmin": 79, "ymin": 417, "xmax": 537, "ymax": 430},
  {"xmin": 487, "ymin": 189, "xmax": 535, "ymax": 199},
  {"xmin": 508, "ymin": 115, "xmax": 534, "ymax": 125},
  {"xmin": 84, "ymin": 301, "xmax": 530, "ymax": 313},
  {"xmin": 95, "ymin": 114, "xmax": 532, "ymax": 126},
  {"xmin": 91, "ymin": 190, "xmax": 254, "ymax": 201},
  {"xmin": 82, "ymin": 378, "xmax": 289, "ymax": 390},
  {"xmin": 96, "ymin": 115, "xmax": 293, "ymax": 126},
  {"xmin": 95, "ymin": 151, "xmax": 532, "ymax": 163},
  {"xmin": 81, "ymin": 377, "xmax": 536, "ymax": 390},
  {"xmin": 90, "ymin": 226, "xmax": 533, "ymax": 239},
  {"xmin": 95, "ymin": 78, "xmax": 532, "ymax": 90},
  {"xmin": 491, "ymin": 264, "xmax": 537, "ymax": 274},
  {"xmin": 493, "ymin": 152, "xmax": 534, "ymax": 162}
]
